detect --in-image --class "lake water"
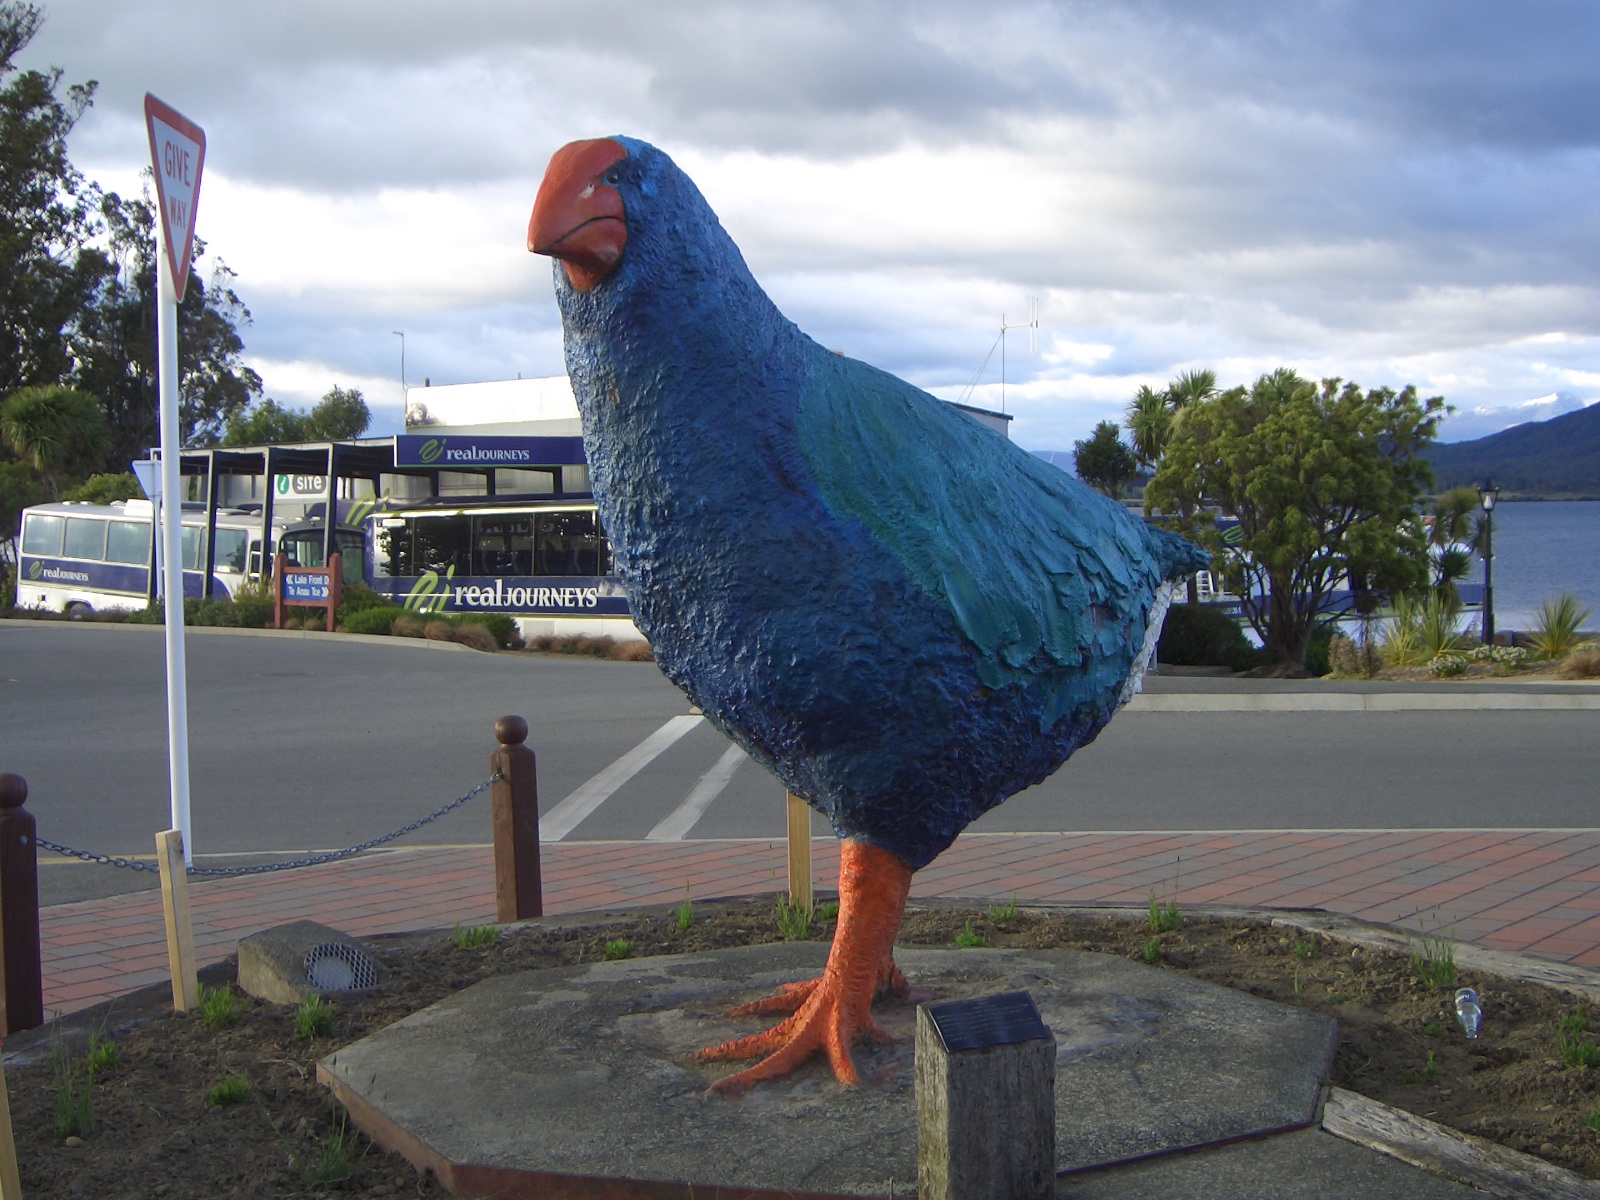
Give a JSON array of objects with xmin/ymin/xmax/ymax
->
[{"xmin": 1480, "ymin": 500, "xmax": 1600, "ymax": 631}]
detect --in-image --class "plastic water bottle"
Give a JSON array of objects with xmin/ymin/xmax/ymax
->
[{"xmin": 1454, "ymin": 987, "xmax": 1482, "ymax": 1039}]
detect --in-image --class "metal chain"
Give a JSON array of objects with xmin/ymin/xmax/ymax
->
[{"xmin": 36, "ymin": 772, "xmax": 500, "ymax": 878}]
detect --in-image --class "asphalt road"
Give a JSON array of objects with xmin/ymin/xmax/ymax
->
[{"xmin": 3, "ymin": 621, "xmax": 1596, "ymax": 904}]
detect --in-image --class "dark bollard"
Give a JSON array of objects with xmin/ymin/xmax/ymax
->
[
  {"xmin": 491, "ymin": 717, "xmax": 543, "ymax": 922},
  {"xmin": 0, "ymin": 775, "xmax": 42, "ymax": 1034}
]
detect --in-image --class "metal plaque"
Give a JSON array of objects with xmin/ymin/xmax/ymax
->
[{"xmin": 924, "ymin": 990, "xmax": 1050, "ymax": 1053}]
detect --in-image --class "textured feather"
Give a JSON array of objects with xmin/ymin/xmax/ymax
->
[{"xmin": 547, "ymin": 137, "xmax": 1206, "ymax": 868}]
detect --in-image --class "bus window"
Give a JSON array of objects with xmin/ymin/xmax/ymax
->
[
  {"xmin": 181, "ymin": 526, "xmax": 204, "ymax": 570},
  {"xmin": 337, "ymin": 530, "xmax": 365, "ymax": 583},
  {"xmin": 21, "ymin": 513, "xmax": 64, "ymax": 556},
  {"xmin": 535, "ymin": 510, "xmax": 599, "ymax": 575},
  {"xmin": 105, "ymin": 520, "xmax": 149, "ymax": 565},
  {"xmin": 414, "ymin": 515, "xmax": 470, "ymax": 575},
  {"xmin": 247, "ymin": 539, "xmax": 262, "ymax": 577},
  {"xmin": 214, "ymin": 527, "xmax": 248, "ymax": 574},
  {"xmin": 374, "ymin": 520, "xmax": 409, "ymax": 578},
  {"xmin": 64, "ymin": 517, "xmax": 108, "ymax": 561},
  {"xmin": 474, "ymin": 517, "xmax": 533, "ymax": 575}
]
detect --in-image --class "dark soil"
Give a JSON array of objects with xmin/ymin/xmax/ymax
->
[{"xmin": 13, "ymin": 899, "xmax": 1600, "ymax": 1198}]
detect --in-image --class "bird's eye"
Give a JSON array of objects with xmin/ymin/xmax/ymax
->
[{"xmin": 604, "ymin": 167, "xmax": 623, "ymax": 186}]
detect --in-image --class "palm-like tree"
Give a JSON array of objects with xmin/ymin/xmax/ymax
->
[
  {"xmin": 1124, "ymin": 369, "xmax": 1219, "ymax": 470},
  {"xmin": 0, "ymin": 385, "xmax": 110, "ymax": 499}
]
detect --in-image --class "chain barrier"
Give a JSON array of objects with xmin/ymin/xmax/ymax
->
[{"xmin": 35, "ymin": 772, "xmax": 501, "ymax": 878}]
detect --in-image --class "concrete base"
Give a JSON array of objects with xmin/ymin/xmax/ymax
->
[{"xmin": 320, "ymin": 943, "xmax": 1341, "ymax": 1197}]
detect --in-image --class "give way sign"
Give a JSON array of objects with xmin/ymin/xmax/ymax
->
[{"xmin": 143, "ymin": 94, "xmax": 206, "ymax": 302}]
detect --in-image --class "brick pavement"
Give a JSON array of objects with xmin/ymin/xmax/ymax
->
[{"xmin": 39, "ymin": 829, "xmax": 1600, "ymax": 1017}]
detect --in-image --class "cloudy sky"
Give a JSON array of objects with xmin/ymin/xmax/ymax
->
[{"xmin": 21, "ymin": 0, "xmax": 1600, "ymax": 448}]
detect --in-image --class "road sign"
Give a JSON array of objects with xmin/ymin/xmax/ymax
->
[{"xmin": 143, "ymin": 94, "xmax": 206, "ymax": 303}]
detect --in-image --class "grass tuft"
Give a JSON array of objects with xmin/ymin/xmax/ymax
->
[
  {"xmin": 987, "ymin": 896, "xmax": 1020, "ymax": 924},
  {"xmin": 85, "ymin": 1024, "xmax": 119, "ymax": 1077},
  {"xmin": 453, "ymin": 923, "xmax": 500, "ymax": 949},
  {"xmin": 1143, "ymin": 937, "xmax": 1163, "ymax": 964},
  {"xmin": 199, "ymin": 984, "xmax": 241, "ymax": 1030},
  {"xmin": 1409, "ymin": 928, "xmax": 1457, "ymax": 991},
  {"xmin": 676, "ymin": 899, "xmax": 695, "ymax": 932},
  {"xmin": 954, "ymin": 920, "xmax": 987, "ymax": 949},
  {"xmin": 207, "ymin": 1072, "xmax": 250, "ymax": 1108},
  {"xmin": 52, "ymin": 1022, "xmax": 93, "ymax": 1140},
  {"xmin": 774, "ymin": 896, "xmax": 814, "ymax": 941},
  {"xmin": 1559, "ymin": 1013, "xmax": 1600, "ymax": 1068},
  {"xmin": 1148, "ymin": 887, "xmax": 1182, "ymax": 934},
  {"xmin": 297, "ymin": 1112, "xmax": 359, "ymax": 1186},
  {"xmin": 295, "ymin": 993, "xmax": 335, "ymax": 1040},
  {"xmin": 604, "ymin": 938, "xmax": 633, "ymax": 961}
]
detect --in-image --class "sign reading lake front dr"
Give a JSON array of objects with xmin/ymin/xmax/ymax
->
[{"xmin": 282, "ymin": 570, "xmax": 332, "ymax": 604}]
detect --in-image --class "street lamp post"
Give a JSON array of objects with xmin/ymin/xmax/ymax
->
[{"xmin": 1478, "ymin": 479, "xmax": 1499, "ymax": 645}]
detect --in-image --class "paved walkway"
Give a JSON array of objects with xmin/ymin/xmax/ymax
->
[{"xmin": 42, "ymin": 828, "xmax": 1600, "ymax": 1016}]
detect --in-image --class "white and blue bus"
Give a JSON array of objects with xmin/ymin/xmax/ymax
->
[
  {"xmin": 13, "ymin": 499, "xmax": 361, "ymax": 617},
  {"xmin": 365, "ymin": 497, "xmax": 636, "ymax": 638}
]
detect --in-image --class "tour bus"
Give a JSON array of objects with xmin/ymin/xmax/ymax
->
[
  {"xmin": 365, "ymin": 496, "xmax": 636, "ymax": 638},
  {"xmin": 13, "ymin": 499, "xmax": 363, "ymax": 617}
]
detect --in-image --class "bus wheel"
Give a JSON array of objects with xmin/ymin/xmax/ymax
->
[{"xmin": 65, "ymin": 602, "xmax": 92, "ymax": 621}]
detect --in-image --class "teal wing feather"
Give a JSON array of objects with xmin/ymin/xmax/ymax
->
[{"xmin": 796, "ymin": 352, "xmax": 1197, "ymax": 724}]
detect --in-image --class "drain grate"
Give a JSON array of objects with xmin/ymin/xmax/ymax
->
[{"xmin": 303, "ymin": 941, "xmax": 380, "ymax": 992}]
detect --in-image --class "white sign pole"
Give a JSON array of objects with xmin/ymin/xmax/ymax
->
[
  {"xmin": 146, "ymin": 94, "xmax": 206, "ymax": 867},
  {"xmin": 155, "ymin": 217, "xmax": 193, "ymax": 865}
]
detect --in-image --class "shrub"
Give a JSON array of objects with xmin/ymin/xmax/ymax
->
[
  {"xmin": 451, "ymin": 611, "xmax": 520, "ymax": 649},
  {"xmin": 1560, "ymin": 649, "xmax": 1600, "ymax": 680},
  {"xmin": 423, "ymin": 619, "xmax": 455, "ymax": 642},
  {"xmin": 1528, "ymin": 593, "xmax": 1594, "ymax": 660},
  {"xmin": 450, "ymin": 622, "xmax": 498, "ymax": 652},
  {"xmin": 1304, "ymin": 624, "xmax": 1335, "ymax": 676},
  {"xmin": 1156, "ymin": 604, "xmax": 1253, "ymax": 668},
  {"xmin": 1383, "ymin": 593, "xmax": 1469, "ymax": 667},
  {"xmin": 1429, "ymin": 653, "xmax": 1469, "ymax": 677},
  {"xmin": 391, "ymin": 614, "xmax": 425, "ymax": 637},
  {"xmin": 1328, "ymin": 633, "xmax": 1380, "ymax": 678},
  {"xmin": 335, "ymin": 583, "xmax": 391, "ymax": 618},
  {"xmin": 229, "ymin": 579, "xmax": 275, "ymax": 628},
  {"xmin": 341, "ymin": 605, "xmax": 402, "ymax": 637}
]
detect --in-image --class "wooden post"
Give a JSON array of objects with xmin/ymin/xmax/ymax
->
[
  {"xmin": 156, "ymin": 829, "xmax": 199, "ymax": 1011},
  {"xmin": 272, "ymin": 551, "xmax": 288, "ymax": 629},
  {"xmin": 916, "ymin": 992, "xmax": 1056, "ymax": 1200},
  {"xmin": 786, "ymin": 791, "xmax": 813, "ymax": 911},
  {"xmin": 0, "ymin": 1054, "xmax": 19, "ymax": 1200},
  {"xmin": 326, "ymin": 552, "xmax": 343, "ymax": 632},
  {"xmin": 0, "ymin": 775, "xmax": 41, "ymax": 1035},
  {"xmin": 491, "ymin": 716, "xmax": 542, "ymax": 921}
]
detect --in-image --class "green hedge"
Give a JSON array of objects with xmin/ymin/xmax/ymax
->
[
  {"xmin": 1157, "ymin": 604, "xmax": 1256, "ymax": 670},
  {"xmin": 342, "ymin": 605, "xmax": 402, "ymax": 636}
]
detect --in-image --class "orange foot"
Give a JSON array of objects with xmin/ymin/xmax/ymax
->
[{"xmin": 695, "ymin": 839, "xmax": 914, "ymax": 1095}]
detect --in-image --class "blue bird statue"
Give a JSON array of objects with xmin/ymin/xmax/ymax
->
[{"xmin": 529, "ymin": 137, "xmax": 1207, "ymax": 1094}]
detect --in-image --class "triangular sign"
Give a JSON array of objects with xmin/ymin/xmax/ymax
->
[{"xmin": 143, "ymin": 94, "xmax": 206, "ymax": 303}]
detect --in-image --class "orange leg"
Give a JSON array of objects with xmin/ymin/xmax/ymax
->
[{"xmin": 695, "ymin": 839, "xmax": 913, "ymax": 1094}]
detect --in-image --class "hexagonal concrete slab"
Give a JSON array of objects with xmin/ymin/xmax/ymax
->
[{"xmin": 319, "ymin": 943, "xmax": 1336, "ymax": 1198}]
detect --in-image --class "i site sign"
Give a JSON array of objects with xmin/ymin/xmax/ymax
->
[{"xmin": 143, "ymin": 94, "xmax": 206, "ymax": 302}]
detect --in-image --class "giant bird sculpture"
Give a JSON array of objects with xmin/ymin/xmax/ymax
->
[{"xmin": 529, "ymin": 137, "xmax": 1207, "ymax": 1095}]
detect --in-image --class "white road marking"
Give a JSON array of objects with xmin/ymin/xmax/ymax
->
[
  {"xmin": 645, "ymin": 744, "xmax": 748, "ymax": 842},
  {"xmin": 540, "ymin": 715, "xmax": 704, "ymax": 841}
]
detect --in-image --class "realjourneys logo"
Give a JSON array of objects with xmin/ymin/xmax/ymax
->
[{"xmin": 454, "ymin": 581, "xmax": 599, "ymax": 609}]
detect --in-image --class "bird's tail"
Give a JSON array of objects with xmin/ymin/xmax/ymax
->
[{"xmin": 1150, "ymin": 525, "xmax": 1210, "ymax": 583}]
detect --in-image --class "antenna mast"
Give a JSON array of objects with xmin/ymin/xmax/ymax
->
[{"xmin": 999, "ymin": 295, "xmax": 1038, "ymax": 413}]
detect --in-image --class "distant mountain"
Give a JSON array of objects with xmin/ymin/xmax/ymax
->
[
  {"xmin": 1436, "ymin": 391, "xmax": 1593, "ymax": 443},
  {"xmin": 1425, "ymin": 401, "xmax": 1600, "ymax": 498}
]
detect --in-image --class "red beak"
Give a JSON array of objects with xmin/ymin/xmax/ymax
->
[{"xmin": 528, "ymin": 138, "xmax": 629, "ymax": 292}]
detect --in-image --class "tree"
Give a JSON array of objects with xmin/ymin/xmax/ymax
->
[
  {"xmin": 72, "ymin": 191, "xmax": 262, "ymax": 462},
  {"xmin": 0, "ymin": 383, "xmax": 109, "ymax": 498},
  {"xmin": 1072, "ymin": 420, "xmax": 1136, "ymax": 499},
  {"xmin": 223, "ymin": 385, "xmax": 371, "ymax": 445},
  {"xmin": 307, "ymin": 386, "xmax": 370, "ymax": 439},
  {"xmin": 1425, "ymin": 485, "xmax": 1486, "ymax": 600},
  {"xmin": 1145, "ymin": 368, "xmax": 1443, "ymax": 670},
  {"xmin": 0, "ymin": 3, "xmax": 108, "ymax": 396},
  {"xmin": 1124, "ymin": 369, "xmax": 1217, "ymax": 470},
  {"xmin": 60, "ymin": 470, "xmax": 140, "ymax": 504}
]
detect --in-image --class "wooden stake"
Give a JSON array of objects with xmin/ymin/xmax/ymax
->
[
  {"xmin": 156, "ymin": 829, "xmax": 198, "ymax": 1011},
  {"xmin": 0, "ymin": 1055, "xmax": 19, "ymax": 1200},
  {"xmin": 786, "ymin": 791, "xmax": 813, "ymax": 911}
]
